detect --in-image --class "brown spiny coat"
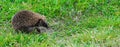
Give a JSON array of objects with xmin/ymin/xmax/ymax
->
[{"xmin": 12, "ymin": 10, "xmax": 46, "ymax": 31}]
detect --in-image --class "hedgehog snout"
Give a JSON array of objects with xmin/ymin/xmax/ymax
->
[{"xmin": 42, "ymin": 21, "xmax": 49, "ymax": 29}]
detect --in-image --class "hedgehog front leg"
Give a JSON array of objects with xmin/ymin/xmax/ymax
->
[{"xmin": 36, "ymin": 27, "xmax": 41, "ymax": 33}]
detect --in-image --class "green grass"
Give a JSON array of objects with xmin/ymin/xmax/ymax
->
[{"xmin": 0, "ymin": 0, "xmax": 120, "ymax": 47}]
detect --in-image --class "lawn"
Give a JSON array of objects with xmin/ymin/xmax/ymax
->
[{"xmin": 0, "ymin": 0, "xmax": 120, "ymax": 47}]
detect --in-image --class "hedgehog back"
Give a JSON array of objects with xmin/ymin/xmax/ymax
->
[{"xmin": 12, "ymin": 11, "xmax": 43, "ymax": 29}]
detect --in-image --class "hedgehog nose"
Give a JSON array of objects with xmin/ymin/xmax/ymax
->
[
  {"xmin": 45, "ymin": 24, "xmax": 49, "ymax": 29},
  {"xmin": 46, "ymin": 26, "xmax": 50, "ymax": 29}
]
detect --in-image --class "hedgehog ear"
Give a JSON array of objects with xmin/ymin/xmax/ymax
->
[{"xmin": 38, "ymin": 19, "xmax": 49, "ymax": 28}]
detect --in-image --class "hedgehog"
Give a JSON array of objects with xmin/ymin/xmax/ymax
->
[{"xmin": 11, "ymin": 10, "xmax": 49, "ymax": 33}]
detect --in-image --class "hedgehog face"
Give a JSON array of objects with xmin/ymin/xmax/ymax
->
[
  {"xmin": 31, "ymin": 19, "xmax": 49, "ymax": 33},
  {"xmin": 35, "ymin": 19, "xmax": 49, "ymax": 29}
]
